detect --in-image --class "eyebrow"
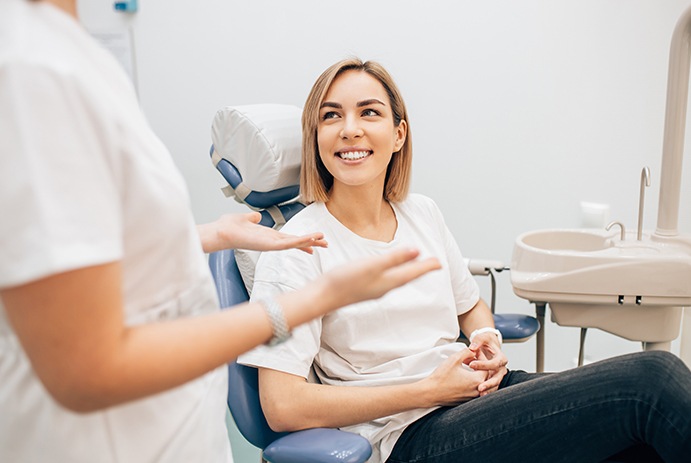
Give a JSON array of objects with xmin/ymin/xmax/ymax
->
[
  {"xmin": 319, "ymin": 99, "xmax": 386, "ymax": 110},
  {"xmin": 357, "ymin": 99, "xmax": 386, "ymax": 107}
]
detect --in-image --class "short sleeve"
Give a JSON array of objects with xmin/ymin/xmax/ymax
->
[
  {"xmin": 424, "ymin": 196, "xmax": 480, "ymax": 314},
  {"xmin": 0, "ymin": 62, "xmax": 122, "ymax": 287}
]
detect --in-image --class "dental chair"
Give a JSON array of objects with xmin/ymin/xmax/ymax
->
[
  {"xmin": 207, "ymin": 104, "xmax": 540, "ymax": 462},
  {"xmin": 209, "ymin": 248, "xmax": 372, "ymax": 463}
]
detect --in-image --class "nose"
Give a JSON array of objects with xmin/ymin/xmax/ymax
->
[{"xmin": 340, "ymin": 114, "xmax": 363, "ymax": 139}]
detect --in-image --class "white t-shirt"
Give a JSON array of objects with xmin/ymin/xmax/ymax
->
[
  {"xmin": 0, "ymin": 2, "xmax": 231, "ymax": 462},
  {"xmin": 238, "ymin": 194, "xmax": 480, "ymax": 463}
]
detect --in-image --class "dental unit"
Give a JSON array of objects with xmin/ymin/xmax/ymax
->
[{"xmin": 511, "ymin": 5, "xmax": 691, "ymax": 367}]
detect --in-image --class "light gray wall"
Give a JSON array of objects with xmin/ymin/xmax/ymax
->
[{"xmin": 80, "ymin": 0, "xmax": 690, "ymax": 386}]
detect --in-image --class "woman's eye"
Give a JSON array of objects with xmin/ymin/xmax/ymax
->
[
  {"xmin": 362, "ymin": 108, "xmax": 380, "ymax": 117},
  {"xmin": 321, "ymin": 111, "xmax": 339, "ymax": 120}
]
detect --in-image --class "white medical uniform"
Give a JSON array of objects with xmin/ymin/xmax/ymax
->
[
  {"xmin": 0, "ymin": 2, "xmax": 231, "ymax": 462},
  {"xmin": 238, "ymin": 194, "xmax": 480, "ymax": 463}
]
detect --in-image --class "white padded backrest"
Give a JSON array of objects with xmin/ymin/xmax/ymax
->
[
  {"xmin": 235, "ymin": 249, "xmax": 260, "ymax": 296},
  {"xmin": 211, "ymin": 104, "xmax": 302, "ymax": 192}
]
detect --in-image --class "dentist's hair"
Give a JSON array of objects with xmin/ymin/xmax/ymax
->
[{"xmin": 300, "ymin": 58, "xmax": 412, "ymax": 204}]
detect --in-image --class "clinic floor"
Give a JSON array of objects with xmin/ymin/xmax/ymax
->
[{"xmin": 226, "ymin": 408, "xmax": 261, "ymax": 461}]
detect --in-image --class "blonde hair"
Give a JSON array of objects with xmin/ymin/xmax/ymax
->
[{"xmin": 300, "ymin": 58, "xmax": 412, "ymax": 204}]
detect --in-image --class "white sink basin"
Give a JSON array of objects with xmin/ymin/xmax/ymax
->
[
  {"xmin": 511, "ymin": 229, "xmax": 691, "ymax": 343},
  {"xmin": 520, "ymin": 229, "xmax": 611, "ymax": 252}
]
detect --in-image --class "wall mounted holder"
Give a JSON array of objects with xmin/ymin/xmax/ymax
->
[{"xmin": 114, "ymin": 0, "xmax": 138, "ymax": 13}]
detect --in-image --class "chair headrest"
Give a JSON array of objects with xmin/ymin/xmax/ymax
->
[{"xmin": 210, "ymin": 104, "xmax": 302, "ymax": 209}]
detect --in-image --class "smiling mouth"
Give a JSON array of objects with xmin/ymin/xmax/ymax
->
[{"xmin": 337, "ymin": 150, "xmax": 372, "ymax": 160}]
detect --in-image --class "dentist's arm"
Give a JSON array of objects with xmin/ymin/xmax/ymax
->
[{"xmin": 1, "ymin": 248, "xmax": 438, "ymax": 413}]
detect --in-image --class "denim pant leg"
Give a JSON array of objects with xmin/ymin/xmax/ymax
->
[{"xmin": 387, "ymin": 351, "xmax": 691, "ymax": 463}]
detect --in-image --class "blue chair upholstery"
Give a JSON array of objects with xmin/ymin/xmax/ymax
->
[
  {"xmin": 493, "ymin": 313, "xmax": 540, "ymax": 342},
  {"xmin": 209, "ymin": 249, "xmax": 373, "ymax": 463},
  {"xmin": 213, "ymin": 150, "xmax": 300, "ymax": 211}
]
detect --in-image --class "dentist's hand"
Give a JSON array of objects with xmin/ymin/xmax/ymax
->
[
  {"xmin": 468, "ymin": 333, "xmax": 508, "ymax": 396},
  {"xmin": 199, "ymin": 212, "xmax": 328, "ymax": 254},
  {"xmin": 324, "ymin": 248, "xmax": 441, "ymax": 308}
]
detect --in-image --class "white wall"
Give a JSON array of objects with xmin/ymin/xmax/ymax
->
[{"xmin": 80, "ymin": 0, "xmax": 691, "ymax": 380}]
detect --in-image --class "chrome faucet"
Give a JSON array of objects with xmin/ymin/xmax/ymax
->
[
  {"xmin": 606, "ymin": 221, "xmax": 626, "ymax": 241},
  {"xmin": 638, "ymin": 167, "xmax": 651, "ymax": 240}
]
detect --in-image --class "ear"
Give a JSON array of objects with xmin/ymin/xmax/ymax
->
[{"xmin": 393, "ymin": 120, "xmax": 407, "ymax": 153}]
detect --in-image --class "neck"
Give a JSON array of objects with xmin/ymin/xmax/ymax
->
[
  {"xmin": 326, "ymin": 182, "xmax": 397, "ymax": 242},
  {"xmin": 43, "ymin": 0, "xmax": 78, "ymax": 19}
]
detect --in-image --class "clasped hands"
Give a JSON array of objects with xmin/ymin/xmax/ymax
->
[
  {"xmin": 467, "ymin": 332, "xmax": 508, "ymax": 396},
  {"xmin": 426, "ymin": 334, "xmax": 508, "ymax": 406}
]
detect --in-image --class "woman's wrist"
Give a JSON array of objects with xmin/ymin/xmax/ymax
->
[
  {"xmin": 412, "ymin": 378, "xmax": 439, "ymax": 408},
  {"xmin": 469, "ymin": 327, "xmax": 502, "ymax": 345}
]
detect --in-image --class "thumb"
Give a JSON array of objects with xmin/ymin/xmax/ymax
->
[
  {"xmin": 246, "ymin": 211, "xmax": 262, "ymax": 224},
  {"xmin": 449, "ymin": 348, "xmax": 477, "ymax": 366}
]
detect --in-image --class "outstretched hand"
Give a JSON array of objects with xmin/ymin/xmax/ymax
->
[
  {"xmin": 199, "ymin": 212, "xmax": 328, "ymax": 254},
  {"xmin": 325, "ymin": 248, "xmax": 441, "ymax": 308}
]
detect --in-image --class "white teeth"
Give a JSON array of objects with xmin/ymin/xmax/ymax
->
[{"xmin": 338, "ymin": 151, "xmax": 370, "ymax": 160}]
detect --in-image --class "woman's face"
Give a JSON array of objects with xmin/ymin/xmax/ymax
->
[{"xmin": 317, "ymin": 70, "xmax": 406, "ymax": 196}]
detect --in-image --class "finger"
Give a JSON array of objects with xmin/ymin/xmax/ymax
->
[
  {"xmin": 469, "ymin": 356, "xmax": 507, "ymax": 371},
  {"xmin": 300, "ymin": 232, "xmax": 325, "ymax": 243},
  {"xmin": 245, "ymin": 211, "xmax": 262, "ymax": 224},
  {"xmin": 478, "ymin": 371, "xmax": 505, "ymax": 394},
  {"xmin": 448, "ymin": 347, "xmax": 477, "ymax": 365},
  {"xmin": 307, "ymin": 236, "xmax": 328, "ymax": 248},
  {"xmin": 383, "ymin": 258, "xmax": 441, "ymax": 288},
  {"xmin": 467, "ymin": 343, "xmax": 481, "ymax": 355},
  {"xmin": 294, "ymin": 237, "xmax": 328, "ymax": 252},
  {"xmin": 297, "ymin": 247, "xmax": 314, "ymax": 254},
  {"xmin": 280, "ymin": 233, "xmax": 327, "ymax": 252},
  {"xmin": 479, "ymin": 385, "xmax": 499, "ymax": 397},
  {"xmin": 375, "ymin": 248, "xmax": 421, "ymax": 269},
  {"xmin": 382, "ymin": 255, "xmax": 441, "ymax": 283}
]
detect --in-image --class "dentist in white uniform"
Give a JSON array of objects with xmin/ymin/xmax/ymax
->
[{"xmin": 0, "ymin": 1, "xmax": 440, "ymax": 461}]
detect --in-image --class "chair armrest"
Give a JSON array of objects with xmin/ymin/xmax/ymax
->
[
  {"xmin": 263, "ymin": 428, "xmax": 372, "ymax": 463},
  {"xmin": 464, "ymin": 258, "xmax": 506, "ymax": 276}
]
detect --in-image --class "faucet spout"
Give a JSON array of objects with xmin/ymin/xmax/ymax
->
[
  {"xmin": 655, "ymin": 6, "xmax": 691, "ymax": 237},
  {"xmin": 638, "ymin": 167, "xmax": 651, "ymax": 241},
  {"xmin": 606, "ymin": 221, "xmax": 626, "ymax": 241}
]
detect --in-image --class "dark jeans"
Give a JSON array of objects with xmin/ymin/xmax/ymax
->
[{"xmin": 387, "ymin": 351, "xmax": 691, "ymax": 463}]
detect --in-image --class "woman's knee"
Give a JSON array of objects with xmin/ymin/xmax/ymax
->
[{"xmin": 623, "ymin": 351, "xmax": 687, "ymax": 387}]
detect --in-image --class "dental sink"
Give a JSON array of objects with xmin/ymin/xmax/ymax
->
[
  {"xmin": 511, "ymin": 229, "xmax": 691, "ymax": 345},
  {"xmin": 519, "ymin": 229, "xmax": 611, "ymax": 252}
]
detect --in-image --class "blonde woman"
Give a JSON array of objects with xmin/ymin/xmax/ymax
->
[{"xmin": 239, "ymin": 58, "xmax": 691, "ymax": 463}]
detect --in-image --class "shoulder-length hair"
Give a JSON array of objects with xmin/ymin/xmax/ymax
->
[{"xmin": 300, "ymin": 58, "xmax": 412, "ymax": 204}]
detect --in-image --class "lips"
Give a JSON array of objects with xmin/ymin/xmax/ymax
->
[{"xmin": 337, "ymin": 150, "xmax": 372, "ymax": 160}]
